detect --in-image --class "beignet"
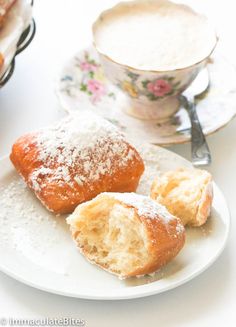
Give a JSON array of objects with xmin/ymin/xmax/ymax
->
[
  {"xmin": 0, "ymin": 53, "xmax": 3, "ymax": 71},
  {"xmin": 0, "ymin": 0, "xmax": 17, "ymax": 29},
  {"xmin": 10, "ymin": 113, "xmax": 144, "ymax": 214},
  {"xmin": 150, "ymin": 168, "xmax": 213, "ymax": 226},
  {"xmin": 67, "ymin": 192, "xmax": 185, "ymax": 279}
]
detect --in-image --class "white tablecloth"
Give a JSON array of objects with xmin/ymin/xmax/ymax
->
[{"xmin": 0, "ymin": 1, "xmax": 235, "ymax": 326}]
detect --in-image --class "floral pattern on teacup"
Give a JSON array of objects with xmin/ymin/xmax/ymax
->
[
  {"xmin": 58, "ymin": 47, "xmax": 236, "ymax": 144},
  {"xmin": 146, "ymin": 79, "xmax": 172, "ymax": 97},
  {"xmin": 121, "ymin": 80, "xmax": 139, "ymax": 98},
  {"xmin": 61, "ymin": 52, "xmax": 115, "ymax": 104},
  {"xmin": 116, "ymin": 70, "xmax": 181, "ymax": 101}
]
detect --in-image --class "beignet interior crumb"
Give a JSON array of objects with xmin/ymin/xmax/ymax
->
[
  {"xmin": 73, "ymin": 201, "xmax": 149, "ymax": 276},
  {"xmin": 151, "ymin": 169, "xmax": 212, "ymax": 226}
]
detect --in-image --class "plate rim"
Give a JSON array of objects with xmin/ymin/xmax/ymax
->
[{"xmin": 0, "ymin": 151, "xmax": 231, "ymax": 300}]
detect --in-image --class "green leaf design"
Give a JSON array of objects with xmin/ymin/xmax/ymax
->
[
  {"xmin": 127, "ymin": 71, "xmax": 139, "ymax": 81},
  {"xmin": 80, "ymin": 83, "xmax": 87, "ymax": 92},
  {"xmin": 173, "ymin": 81, "xmax": 181, "ymax": 87},
  {"xmin": 108, "ymin": 92, "xmax": 116, "ymax": 99},
  {"xmin": 166, "ymin": 90, "xmax": 175, "ymax": 96},
  {"xmin": 89, "ymin": 59, "xmax": 97, "ymax": 65},
  {"xmin": 147, "ymin": 93, "xmax": 158, "ymax": 101},
  {"xmin": 88, "ymin": 71, "xmax": 94, "ymax": 78},
  {"xmin": 147, "ymin": 93, "xmax": 167, "ymax": 101},
  {"xmin": 142, "ymin": 80, "xmax": 150, "ymax": 88}
]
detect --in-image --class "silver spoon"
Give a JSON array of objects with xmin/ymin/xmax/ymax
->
[{"xmin": 180, "ymin": 69, "xmax": 211, "ymax": 166}]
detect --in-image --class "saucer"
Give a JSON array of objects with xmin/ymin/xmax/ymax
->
[{"xmin": 56, "ymin": 46, "xmax": 236, "ymax": 145}]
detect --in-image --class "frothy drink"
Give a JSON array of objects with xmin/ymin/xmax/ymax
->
[{"xmin": 94, "ymin": 0, "xmax": 216, "ymax": 71}]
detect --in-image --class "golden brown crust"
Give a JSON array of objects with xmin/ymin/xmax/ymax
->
[
  {"xmin": 10, "ymin": 121, "xmax": 144, "ymax": 214},
  {"xmin": 194, "ymin": 180, "xmax": 213, "ymax": 226},
  {"xmin": 0, "ymin": 53, "xmax": 4, "ymax": 71},
  {"xmin": 129, "ymin": 215, "xmax": 185, "ymax": 277},
  {"xmin": 68, "ymin": 193, "xmax": 185, "ymax": 278}
]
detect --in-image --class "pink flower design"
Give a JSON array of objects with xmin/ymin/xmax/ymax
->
[
  {"xmin": 87, "ymin": 79, "xmax": 106, "ymax": 103},
  {"xmin": 80, "ymin": 61, "xmax": 97, "ymax": 72},
  {"xmin": 147, "ymin": 79, "xmax": 172, "ymax": 97}
]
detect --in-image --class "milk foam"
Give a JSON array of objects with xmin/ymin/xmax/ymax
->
[{"xmin": 94, "ymin": 0, "xmax": 216, "ymax": 71}]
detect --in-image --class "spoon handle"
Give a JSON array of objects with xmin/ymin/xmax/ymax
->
[{"xmin": 187, "ymin": 99, "xmax": 212, "ymax": 166}]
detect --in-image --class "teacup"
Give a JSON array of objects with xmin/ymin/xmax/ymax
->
[{"xmin": 92, "ymin": 0, "xmax": 217, "ymax": 121}]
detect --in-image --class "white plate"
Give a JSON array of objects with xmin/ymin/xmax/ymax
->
[{"xmin": 0, "ymin": 145, "xmax": 230, "ymax": 300}]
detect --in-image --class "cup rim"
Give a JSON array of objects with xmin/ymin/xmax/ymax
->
[{"xmin": 92, "ymin": 0, "xmax": 219, "ymax": 74}]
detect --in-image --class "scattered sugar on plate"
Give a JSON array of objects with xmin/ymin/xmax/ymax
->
[
  {"xmin": 0, "ymin": 176, "xmax": 71, "ymax": 275},
  {"xmin": 0, "ymin": 139, "xmax": 216, "ymax": 285}
]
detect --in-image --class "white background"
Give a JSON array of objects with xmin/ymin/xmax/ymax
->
[{"xmin": 0, "ymin": 0, "xmax": 236, "ymax": 326}]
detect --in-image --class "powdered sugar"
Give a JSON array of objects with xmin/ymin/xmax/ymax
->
[
  {"xmin": 0, "ymin": 175, "xmax": 72, "ymax": 275},
  {"xmin": 107, "ymin": 192, "xmax": 175, "ymax": 223},
  {"xmin": 1, "ymin": 142, "xmax": 215, "ymax": 286},
  {"xmin": 0, "ymin": 177, "xmax": 57, "ymax": 249},
  {"xmin": 27, "ymin": 112, "xmax": 137, "ymax": 192},
  {"xmin": 176, "ymin": 222, "xmax": 185, "ymax": 234}
]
